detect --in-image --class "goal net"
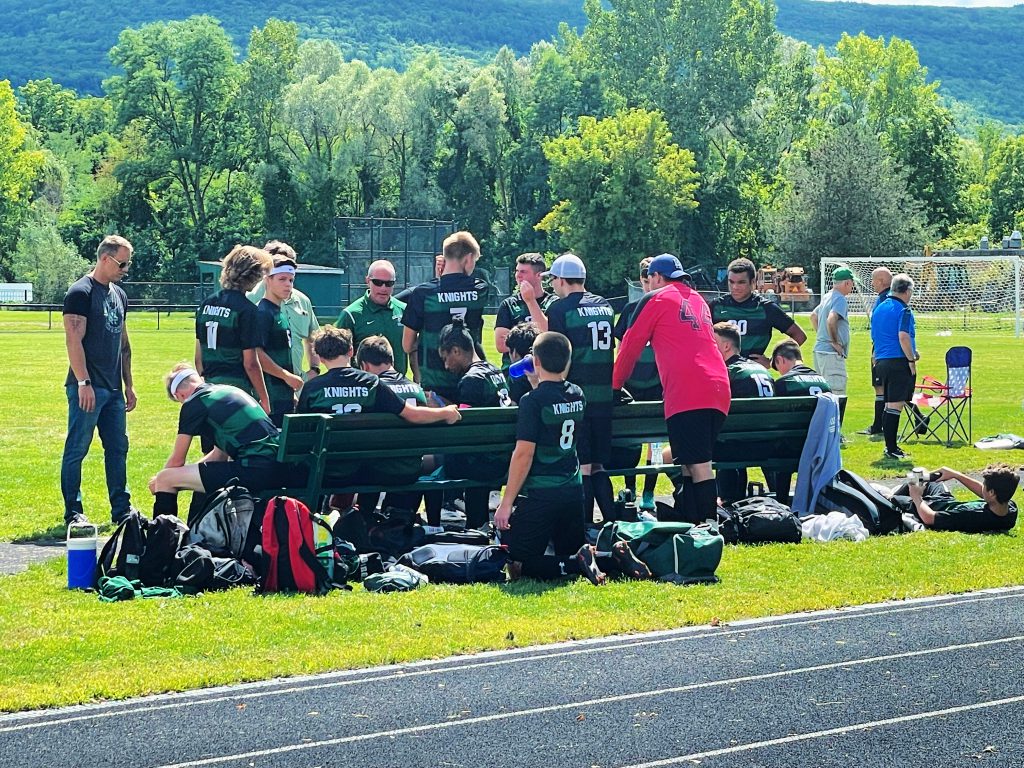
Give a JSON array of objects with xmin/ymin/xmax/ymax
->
[{"xmin": 819, "ymin": 253, "xmax": 1023, "ymax": 336}]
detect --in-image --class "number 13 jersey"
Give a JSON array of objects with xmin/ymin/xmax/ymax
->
[{"xmin": 546, "ymin": 291, "xmax": 615, "ymax": 415}]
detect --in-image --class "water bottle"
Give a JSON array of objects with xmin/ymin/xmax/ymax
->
[
  {"xmin": 67, "ymin": 522, "xmax": 98, "ymax": 590},
  {"xmin": 508, "ymin": 355, "xmax": 535, "ymax": 379}
]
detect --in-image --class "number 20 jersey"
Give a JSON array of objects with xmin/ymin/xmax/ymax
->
[{"xmin": 546, "ymin": 291, "xmax": 615, "ymax": 414}]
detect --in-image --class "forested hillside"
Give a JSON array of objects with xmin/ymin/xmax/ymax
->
[{"xmin": 2, "ymin": 0, "xmax": 1023, "ymax": 122}]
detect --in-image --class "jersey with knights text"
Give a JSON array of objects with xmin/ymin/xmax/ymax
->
[
  {"xmin": 517, "ymin": 379, "xmax": 585, "ymax": 496},
  {"xmin": 724, "ymin": 355, "xmax": 775, "ymax": 398},
  {"xmin": 401, "ymin": 272, "xmax": 490, "ymax": 397},
  {"xmin": 195, "ymin": 288, "xmax": 261, "ymax": 389},
  {"xmin": 613, "ymin": 281, "xmax": 729, "ymax": 418},
  {"xmin": 775, "ymin": 363, "xmax": 831, "ymax": 397},
  {"xmin": 546, "ymin": 291, "xmax": 615, "ymax": 414},
  {"xmin": 296, "ymin": 366, "xmax": 405, "ymax": 416}
]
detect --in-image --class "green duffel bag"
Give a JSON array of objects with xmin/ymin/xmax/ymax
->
[
  {"xmin": 595, "ymin": 520, "xmax": 695, "ymax": 555},
  {"xmin": 641, "ymin": 525, "xmax": 724, "ymax": 584}
]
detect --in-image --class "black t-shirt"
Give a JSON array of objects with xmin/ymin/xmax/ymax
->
[
  {"xmin": 63, "ymin": 275, "xmax": 127, "ymax": 390},
  {"xmin": 495, "ymin": 291, "xmax": 556, "ymax": 365},
  {"xmin": 931, "ymin": 499, "xmax": 1018, "ymax": 533},
  {"xmin": 297, "ymin": 367, "xmax": 405, "ymax": 416},
  {"xmin": 614, "ymin": 298, "xmax": 661, "ymax": 399},
  {"xmin": 710, "ymin": 294, "xmax": 795, "ymax": 358},
  {"xmin": 457, "ymin": 361, "xmax": 513, "ymax": 408},
  {"xmin": 378, "ymin": 368, "xmax": 428, "ymax": 407},
  {"xmin": 256, "ymin": 299, "xmax": 295, "ymax": 402}
]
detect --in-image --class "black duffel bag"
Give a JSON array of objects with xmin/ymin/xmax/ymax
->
[{"xmin": 720, "ymin": 496, "xmax": 802, "ymax": 545}]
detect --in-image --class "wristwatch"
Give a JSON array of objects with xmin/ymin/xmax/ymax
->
[{"xmin": 78, "ymin": 379, "xmax": 91, "ymax": 387}]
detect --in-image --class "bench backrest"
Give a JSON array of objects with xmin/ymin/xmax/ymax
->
[{"xmin": 279, "ymin": 396, "xmax": 836, "ymax": 468}]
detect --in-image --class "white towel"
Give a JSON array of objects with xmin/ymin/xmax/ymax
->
[{"xmin": 801, "ymin": 511, "xmax": 869, "ymax": 542}]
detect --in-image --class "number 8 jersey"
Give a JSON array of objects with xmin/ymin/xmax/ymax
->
[
  {"xmin": 516, "ymin": 379, "xmax": 586, "ymax": 494},
  {"xmin": 546, "ymin": 291, "xmax": 615, "ymax": 414}
]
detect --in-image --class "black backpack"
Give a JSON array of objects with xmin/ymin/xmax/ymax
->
[
  {"xmin": 817, "ymin": 469, "xmax": 903, "ymax": 535},
  {"xmin": 398, "ymin": 543, "xmax": 508, "ymax": 584},
  {"xmin": 719, "ymin": 497, "xmax": 802, "ymax": 545},
  {"xmin": 187, "ymin": 480, "xmax": 259, "ymax": 561},
  {"xmin": 139, "ymin": 515, "xmax": 189, "ymax": 586},
  {"xmin": 95, "ymin": 512, "xmax": 147, "ymax": 586}
]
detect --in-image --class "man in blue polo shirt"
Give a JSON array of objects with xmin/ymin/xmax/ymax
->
[
  {"xmin": 859, "ymin": 266, "xmax": 893, "ymax": 436},
  {"xmin": 870, "ymin": 273, "xmax": 917, "ymax": 460}
]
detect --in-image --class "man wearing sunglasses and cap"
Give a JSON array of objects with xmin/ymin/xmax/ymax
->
[
  {"xmin": 337, "ymin": 260, "xmax": 409, "ymax": 376},
  {"xmin": 61, "ymin": 235, "xmax": 138, "ymax": 528}
]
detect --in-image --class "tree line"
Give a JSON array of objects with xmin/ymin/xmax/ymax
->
[{"xmin": 2, "ymin": 2, "xmax": 1023, "ymax": 301}]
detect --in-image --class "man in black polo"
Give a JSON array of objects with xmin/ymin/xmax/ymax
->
[{"xmin": 709, "ymin": 258, "xmax": 806, "ymax": 368}]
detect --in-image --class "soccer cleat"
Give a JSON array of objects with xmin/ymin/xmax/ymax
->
[
  {"xmin": 574, "ymin": 544, "xmax": 607, "ymax": 586},
  {"xmin": 612, "ymin": 541, "xmax": 652, "ymax": 580},
  {"xmin": 884, "ymin": 447, "xmax": 910, "ymax": 460}
]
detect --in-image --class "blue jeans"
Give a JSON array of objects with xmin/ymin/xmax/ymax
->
[{"xmin": 61, "ymin": 385, "xmax": 131, "ymax": 522}]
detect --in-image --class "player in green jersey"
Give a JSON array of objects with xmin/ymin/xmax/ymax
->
[
  {"xmin": 401, "ymin": 231, "xmax": 490, "ymax": 403},
  {"xmin": 494, "ymin": 252, "xmax": 556, "ymax": 365},
  {"xmin": 534, "ymin": 253, "xmax": 617, "ymax": 525},
  {"xmin": 709, "ymin": 258, "xmax": 805, "ymax": 368},
  {"xmin": 256, "ymin": 256, "xmax": 305, "ymax": 426},
  {"xmin": 148, "ymin": 363, "xmax": 297, "ymax": 517},
  {"xmin": 437, "ymin": 318, "xmax": 513, "ymax": 528},
  {"xmin": 195, "ymin": 245, "xmax": 272, "ymax": 411},
  {"xmin": 714, "ymin": 322, "xmax": 775, "ymax": 502}
]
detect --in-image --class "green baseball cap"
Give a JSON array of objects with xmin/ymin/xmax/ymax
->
[{"xmin": 833, "ymin": 267, "xmax": 854, "ymax": 282}]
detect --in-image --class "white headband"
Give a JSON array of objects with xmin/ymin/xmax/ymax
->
[
  {"xmin": 170, "ymin": 368, "xmax": 199, "ymax": 396},
  {"xmin": 268, "ymin": 264, "xmax": 296, "ymax": 276}
]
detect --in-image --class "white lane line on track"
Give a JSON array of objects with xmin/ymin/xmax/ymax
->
[
  {"xmin": 147, "ymin": 635, "xmax": 1024, "ymax": 768},
  {"xmin": 618, "ymin": 694, "xmax": 1024, "ymax": 767},
  {"xmin": 3, "ymin": 588, "xmax": 1023, "ymax": 733}
]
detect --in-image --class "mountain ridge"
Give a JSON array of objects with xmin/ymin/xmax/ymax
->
[{"xmin": 1, "ymin": 0, "xmax": 1021, "ymax": 123}]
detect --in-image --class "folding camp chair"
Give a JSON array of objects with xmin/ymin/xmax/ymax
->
[{"xmin": 900, "ymin": 346, "xmax": 972, "ymax": 446}]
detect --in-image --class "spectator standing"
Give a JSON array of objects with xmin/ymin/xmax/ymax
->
[
  {"xmin": 810, "ymin": 266, "xmax": 854, "ymax": 395},
  {"xmin": 61, "ymin": 235, "xmax": 137, "ymax": 526},
  {"xmin": 248, "ymin": 241, "xmax": 321, "ymax": 382},
  {"xmin": 337, "ymin": 260, "xmax": 409, "ymax": 376},
  {"xmin": 709, "ymin": 257, "xmax": 806, "ymax": 368},
  {"xmin": 614, "ymin": 254, "xmax": 730, "ymax": 524},
  {"xmin": 870, "ymin": 273, "xmax": 918, "ymax": 460},
  {"xmin": 859, "ymin": 267, "xmax": 893, "ymax": 436}
]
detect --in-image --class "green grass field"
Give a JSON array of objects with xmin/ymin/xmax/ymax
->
[{"xmin": 1, "ymin": 307, "xmax": 1023, "ymax": 712}]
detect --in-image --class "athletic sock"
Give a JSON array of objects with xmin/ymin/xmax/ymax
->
[
  {"xmin": 872, "ymin": 397, "xmax": 885, "ymax": 431},
  {"xmin": 583, "ymin": 475, "xmax": 596, "ymax": 524},
  {"xmin": 691, "ymin": 479, "xmax": 718, "ymax": 523},
  {"xmin": 680, "ymin": 477, "xmax": 699, "ymax": 523},
  {"xmin": 883, "ymin": 408, "xmax": 902, "ymax": 452},
  {"xmin": 153, "ymin": 492, "xmax": 178, "ymax": 517},
  {"xmin": 592, "ymin": 473, "xmax": 615, "ymax": 522}
]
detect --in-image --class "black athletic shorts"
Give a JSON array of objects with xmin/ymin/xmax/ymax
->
[
  {"xmin": 667, "ymin": 408, "xmax": 727, "ymax": 466},
  {"xmin": 871, "ymin": 362, "xmax": 882, "ymax": 389},
  {"xmin": 875, "ymin": 358, "xmax": 915, "ymax": 403},
  {"xmin": 197, "ymin": 459, "xmax": 304, "ymax": 495},
  {"xmin": 577, "ymin": 407, "xmax": 613, "ymax": 466},
  {"xmin": 505, "ymin": 489, "xmax": 585, "ymax": 563}
]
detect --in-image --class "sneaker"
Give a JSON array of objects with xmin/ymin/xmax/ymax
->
[
  {"xmin": 440, "ymin": 507, "xmax": 466, "ymax": 525},
  {"xmin": 488, "ymin": 490, "xmax": 502, "ymax": 511},
  {"xmin": 640, "ymin": 492, "xmax": 656, "ymax": 511},
  {"xmin": 574, "ymin": 544, "xmax": 607, "ymax": 586},
  {"xmin": 857, "ymin": 426, "xmax": 882, "ymax": 436},
  {"xmin": 611, "ymin": 541, "xmax": 652, "ymax": 580},
  {"xmin": 883, "ymin": 447, "xmax": 910, "ymax": 460},
  {"xmin": 66, "ymin": 512, "xmax": 89, "ymax": 528}
]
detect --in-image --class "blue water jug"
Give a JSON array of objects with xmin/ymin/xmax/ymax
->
[{"xmin": 67, "ymin": 522, "xmax": 98, "ymax": 590}]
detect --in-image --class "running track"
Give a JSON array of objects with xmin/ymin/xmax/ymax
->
[{"xmin": 3, "ymin": 587, "xmax": 1023, "ymax": 767}]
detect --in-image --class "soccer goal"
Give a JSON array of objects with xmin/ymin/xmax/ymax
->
[{"xmin": 820, "ymin": 253, "xmax": 1023, "ymax": 337}]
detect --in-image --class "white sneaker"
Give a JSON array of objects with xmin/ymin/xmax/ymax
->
[
  {"xmin": 440, "ymin": 507, "xmax": 466, "ymax": 525},
  {"xmin": 489, "ymin": 491, "xmax": 502, "ymax": 511}
]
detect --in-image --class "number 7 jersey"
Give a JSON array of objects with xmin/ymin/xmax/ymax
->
[{"xmin": 546, "ymin": 291, "xmax": 615, "ymax": 414}]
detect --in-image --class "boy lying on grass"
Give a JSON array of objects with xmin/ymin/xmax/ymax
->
[{"xmin": 899, "ymin": 464, "xmax": 1019, "ymax": 533}]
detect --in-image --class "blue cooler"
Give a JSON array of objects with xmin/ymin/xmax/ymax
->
[{"xmin": 67, "ymin": 522, "xmax": 98, "ymax": 590}]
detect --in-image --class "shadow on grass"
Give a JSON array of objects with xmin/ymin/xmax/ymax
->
[{"xmin": 12, "ymin": 520, "xmax": 115, "ymax": 544}]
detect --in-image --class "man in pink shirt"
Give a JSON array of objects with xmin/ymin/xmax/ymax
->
[{"xmin": 613, "ymin": 254, "xmax": 730, "ymax": 523}]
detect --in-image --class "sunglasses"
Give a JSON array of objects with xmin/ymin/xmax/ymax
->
[
  {"xmin": 109, "ymin": 254, "xmax": 131, "ymax": 270},
  {"xmin": 369, "ymin": 278, "xmax": 396, "ymax": 287}
]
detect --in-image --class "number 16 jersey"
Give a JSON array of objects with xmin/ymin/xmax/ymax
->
[{"xmin": 546, "ymin": 291, "xmax": 614, "ymax": 415}]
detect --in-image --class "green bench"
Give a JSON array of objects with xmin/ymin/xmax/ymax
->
[{"xmin": 276, "ymin": 396, "xmax": 843, "ymax": 507}]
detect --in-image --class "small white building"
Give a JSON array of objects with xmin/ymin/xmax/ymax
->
[{"xmin": 0, "ymin": 283, "xmax": 33, "ymax": 303}]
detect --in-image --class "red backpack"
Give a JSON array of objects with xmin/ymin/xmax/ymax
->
[{"xmin": 260, "ymin": 496, "xmax": 329, "ymax": 594}]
